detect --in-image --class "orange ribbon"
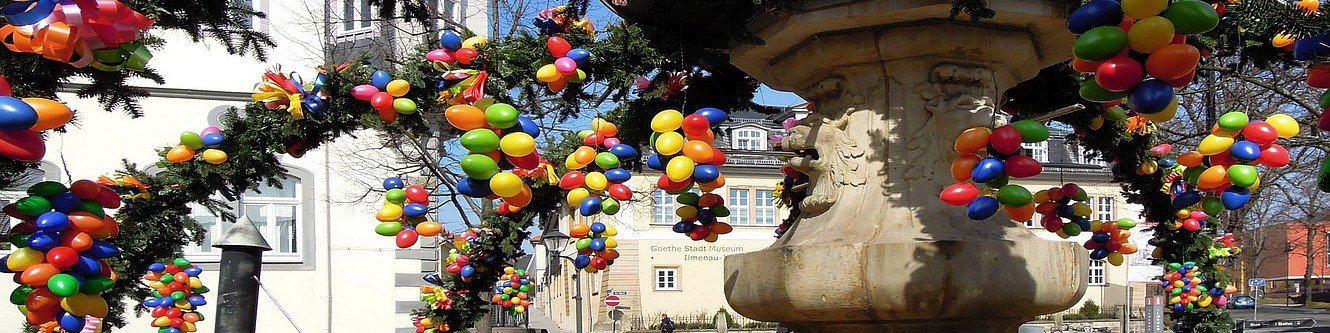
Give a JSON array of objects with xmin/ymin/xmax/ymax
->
[{"xmin": 1, "ymin": 0, "xmax": 153, "ymax": 70}]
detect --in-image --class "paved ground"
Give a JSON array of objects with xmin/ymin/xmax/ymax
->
[
  {"xmin": 525, "ymin": 305, "xmax": 574, "ymax": 333},
  {"xmin": 1232, "ymin": 305, "xmax": 1330, "ymax": 332}
]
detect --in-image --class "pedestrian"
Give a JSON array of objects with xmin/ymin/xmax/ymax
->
[{"xmin": 660, "ymin": 314, "xmax": 676, "ymax": 333}]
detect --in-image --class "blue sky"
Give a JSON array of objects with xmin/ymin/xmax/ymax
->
[{"xmin": 433, "ymin": 2, "xmax": 806, "ymax": 241}]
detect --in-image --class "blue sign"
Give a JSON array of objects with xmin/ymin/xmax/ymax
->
[{"xmin": 1248, "ymin": 278, "xmax": 1266, "ymax": 287}]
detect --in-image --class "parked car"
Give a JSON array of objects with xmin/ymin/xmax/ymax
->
[{"xmin": 1228, "ymin": 295, "xmax": 1256, "ymax": 309}]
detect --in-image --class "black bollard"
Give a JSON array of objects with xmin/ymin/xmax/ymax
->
[{"xmin": 212, "ymin": 215, "xmax": 272, "ymax": 333}]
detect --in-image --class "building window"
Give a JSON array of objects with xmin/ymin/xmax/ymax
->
[
  {"xmin": 1096, "ymin": 197, "xmax": 1114, "ymax": 222},
  {"xmin": 338, "ymin": 0, "xmax": 374, "ymax": 34},
  {"xmin": 729, "ymin": 189, "xmax": 750, "ymax": 225},
  {"xmin": 1022, "ymin": 141, "xmax": 1047, "ymax": 162},
  {"xmin": 754, "ymin": 190, "xmax": 776, "ymax": 226},
  {"xmin": 188, "ymin": 175, "xmax": 305, "ymax": 263},
  {"xmin": 733, "ymin": 128, "xmax": 768, "ymax": 151},
  {"xmin": 1024, "ymin": 212, "xmax": 1041, "ymax": 228},
  {"xmin": 655, "ymin": 268, "xmax": 678, "ymax": 290},
  {"xmin": 1088, "ymin": 260, "xmax": 1105, "ymax": 285},
  {"xmin": 652, "ymin": 189, "xmax": 676, "ymax": 225}
]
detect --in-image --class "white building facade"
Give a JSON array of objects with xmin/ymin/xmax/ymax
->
[{"xmin": 0, "ymin": 1, "xmax": 487, "ymax": 332}]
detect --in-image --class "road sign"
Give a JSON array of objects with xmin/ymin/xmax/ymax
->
[
  {"xmin": 1242, "ymin": 318, "xmax": 1316, "ymax": 329},
  {"xmin": 1249, "ymin": 278, "xmax": 1267, "ymax": 287},
  {"xmin": 610, "ymin": 291, "xmax": 629, "ymax": 296},
  {"xmin": 605, "ymin": 295, "xmax": 621, "ymax": 307}
]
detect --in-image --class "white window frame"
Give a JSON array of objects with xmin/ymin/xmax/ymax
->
[
  {"xmin": 732, "ymin": 128, "xmax": 768, "ymax": 151},
  {"xmin": 186, "ymin": 176, "xmax": 304, "ymax": 263},
  {"xmin": 726, "ymin": 188, "xmax": 780, "ymax": 226},
  {"xmin": 435, "ymin": 0, "xmax": 458, "ymax": 27},
  {"xmin": 728, "ymin": 189, "xmax": 751, "ymax": 225},
  {"xmin": 654, "ymin": 267, "xmax": 679, "ymax": 291},
  {"xmin": 1088, "ymin": 260, "xmax": 1106, "ymax": 286},
  {"xmin": 652, "ymin": 189, "xmax": 676, "ymax": 225},
  {"xmin": 1096, "ymin": 197, "xmax": 1115, "ymax": 222},
  {"xmin": 233, "ymin": 0, "xmax": 268, "ymax": 32},
  {"xmin": 334, "ymin": 0, "xmax": 377, "ymax": 38},
  {"xmin": 1024, "ymin": 212, "xmax": 1040, "ymax": 228},
  {"xmin": 754, "ymin": 189, "xmax": 777, "ymax": 226},
  {"xmin": 1022, "ymin": 141, "xmax": 1047, "ymax": 163}
]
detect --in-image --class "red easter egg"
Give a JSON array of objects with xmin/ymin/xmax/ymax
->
[
  {"xmin": 1095, "ymin": 57, "xmax": 1145, "ymax": 92},
  {"xmin": 0, "ymin": 130, "xmax": 44, "ymax": 161}
]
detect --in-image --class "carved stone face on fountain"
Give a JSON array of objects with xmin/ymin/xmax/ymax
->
[
  {"xmin": 782, "ymin": 113, "xmax": 864, "ymax": 216},
  {"xmin": 904, "ymin": 64, "xmax": 1006, "ymax": 222}
]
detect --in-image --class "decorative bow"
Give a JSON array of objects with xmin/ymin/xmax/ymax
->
[
  {"xmin": 252, "ymin": 65, "xmax": 328, "ymax": 119},
  {"xmin": 435, "ymin": 69, "xmax": 487, "ymax": 106},
  {"xmin": 534, "ymin": 5, "xmax": 594, "ymax": 36},
  {"xmin": 1125, "ymin": 115, "xmax": 1155, "ymax": 135},
  {"xmin": 1, "ymin": 0, "xmax": 154, "ymax": 70}
]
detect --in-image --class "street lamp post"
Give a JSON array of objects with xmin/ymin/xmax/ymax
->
[
  {"xmin": 212, "ymin": 215, "xmax": 272, "ymax": 333},
  {"xmin": 541, "ymin": 230, "xmax": 582, "ymax": 333}
]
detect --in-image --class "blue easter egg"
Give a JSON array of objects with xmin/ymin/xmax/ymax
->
[
  {"xmin": 647, "ymin": 154, "xmax": 666, "ymax": 171},
  {"xmin": 403, "ymin": 203, "xmax": 428, "ymax": 217},
  {"xmin": 694, "ymin": 108, "xmax": 728, "ymax": 124},
  {"xmin": 383, "ymin": 177, "xmax": 405, "ymax": 190},
  {"xmin": 566, "ymin": 48, "xmax": 591, "ymax": 66},
  {"xmin": 1067, "ymin": 0, "xmax": 1124, "ymax": 34},
  {"xmin": 971, "ymin": 157, "xmax": 1005, "ymax": 183},
  {"xmin": 1229, "ymin": 140, "xmax": 1261, "ymax": 162},
  {"xmin": 609, "ymin": 144, "xmax": 638, "ymax": 159},
  {"xmin": 692, "ymin": 165, "xmax": 720, "ymax": 183},
  {"xmin": 201, "ymin": 133, "xmax": 225, "ymax": 147},
  {"xmin": 457, "ymin": 177, "xmax": 493, "ymax": 198},
  {"xmin": 440, "ymin": 31, "xmax": 463, "ymax": 51},
  {"xmin": 517, "ymin": 116, "xmax": 540, "ymax": 136},
  {"xmin": 605, "ymin": 168, "xmax": 632, "ymax": 183},
  {"xmin": 0, "ymin": 96, "xmax": 38, "ymax": 131},
  {"xmin": 1221, "ymin": 186, "xmax": 1251, "ymax": 210},
  {"xmin": 1127, "ymin": 80, "xmax": 1175, "ymax": 115},
  {"xmin": 966, "ymin": 196, "xmax": 999, "ymax": 220},
  {"xmin": 371, "ymin": 70, "xmax": 393, "ymax": 90},
  {"xmin": 579, "ymin": 197, "xmax": 603, "ymax": 216}
]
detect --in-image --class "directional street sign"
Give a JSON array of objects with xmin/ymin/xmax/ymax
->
[
  {"xmin": 1242, "ymin": 318, "xmax": 1316, "ymax": 329},
  {"xmin": 605, "ymin": 295, "xmax": 621, "ymax": 307},
  {"xmin": 1248, "ymin": 278, "xmax": 1267, "ymax": 287}
]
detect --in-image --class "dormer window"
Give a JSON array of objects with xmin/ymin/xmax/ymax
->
[{"xmin": 733, "ymin": 128, "xmax": 768, "ymax": 151}]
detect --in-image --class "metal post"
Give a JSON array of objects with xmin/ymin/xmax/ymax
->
[
  {"xmin": 213, "ymin": 215, "xmax": 273, "ymax": 333},
  {"xmin": 574, "ymin": 271, "xmax": 584, "ymax": 333},
  {"xmin": 1123, "ymin": 285, "xmax": 1131, "ymax": 333},
  {"xmin": 1253, "ymin": 288, "xmax": 1258, "ymax": 320}
]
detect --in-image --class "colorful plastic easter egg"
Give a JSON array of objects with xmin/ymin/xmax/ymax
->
[
  {"xmin": 940, "ymin": 183, "xmax": 979, "ymax": 206},
  {"xmin": 1067, "ymin": 0, "xmax": 1125, "ymax": 34},
  {"xmin": 1127, "ymin": 16, "xmax": 1175, "ymax": 53},
  {"xmin": 0, "ymin": 130, "xmax": 45, "ymax": 162},
  {"xmin": 22, "ymin": 98, "xmax": 72, "ymax": 131},
  {"xmin": 1160, "ymin": 0, "xmax": 1220, "ymax": 34},
  {"xmin": 0, "ymin": 96, "xmax": 38, "ymax": 131},
  {"xmin": 954, "ymin": 127, "xmax": 991, "ymax": 154},
  {"xmin": 1074, "ymin": 26, "xmax": 1128, "ymax": 61}
]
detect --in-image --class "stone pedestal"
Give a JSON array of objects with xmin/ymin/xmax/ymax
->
[{"xmin": 723, "ymin": 1, "xmax": 1087, "ymax": 332}]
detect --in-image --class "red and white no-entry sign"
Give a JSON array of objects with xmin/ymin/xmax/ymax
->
[{"xmin": 605, "ymin": 295, "xmax": 621, "ymax": 307}]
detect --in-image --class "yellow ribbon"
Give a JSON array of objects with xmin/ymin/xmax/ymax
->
[{"xmin": 251, "ymin": 83, "xmax": 305, "ymax": 119}]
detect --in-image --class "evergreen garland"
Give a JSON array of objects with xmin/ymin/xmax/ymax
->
[
  {"xmin": 0, "ymin": 0, "xmax": 275, "ymax": 188},
  {"xmin": 1005, "ymin": 63, "xmax": 1236, "ymax": 331}
]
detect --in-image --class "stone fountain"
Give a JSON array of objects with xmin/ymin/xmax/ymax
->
[{"xmin": 718, "ymin": 1, "xmax": 1087, "ymax": 332}]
